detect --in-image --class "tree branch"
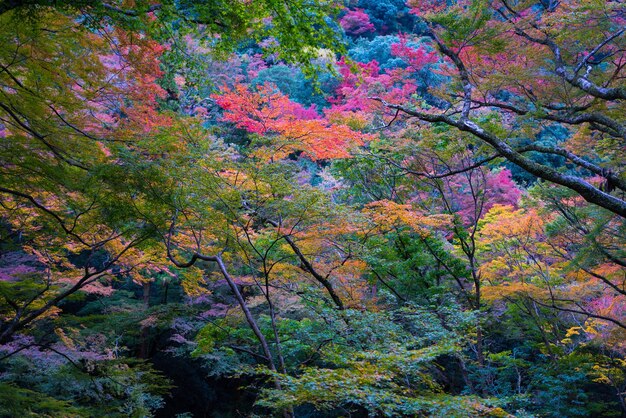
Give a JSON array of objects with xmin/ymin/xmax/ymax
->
[{"xmin": 370, "ymin": 97, "xmax": 626, "ymax": 218}]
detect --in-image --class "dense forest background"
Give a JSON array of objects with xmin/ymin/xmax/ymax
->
[{"xmin": 0, "ymin": 0, "xmax": 625, "ymax": 416}]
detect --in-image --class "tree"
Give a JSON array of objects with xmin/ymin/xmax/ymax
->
[
  {"xmin": 2, "ymin": 0, "xmax": 626, "ymax": 415},
  {"xmin": 0, "ymin": 0, "xmax": 345, "ymax": 70},
  {"xmin": 0, "ymin": 9, "xmax": 177, "ymax": 344},
  {"xmin": 0, "ymin": 0, "xmax": 349, "ymax": 344},
  {"xmin": 371, "ymin": 0, "xmax": 626, "ymax": 218}
]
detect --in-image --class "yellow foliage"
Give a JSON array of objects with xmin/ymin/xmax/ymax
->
[
  {"xmin": 482, "ymin": 282, "xmax": 546, "ymax": 302},
  {"xmin": 180, "ymin": 267, "xmax": 208, "ymax": 297},
  {"xmin": 477, "ymin": 204, "xmax": 545, "ymax": 244},
  {"xmin": 364, "ymin": 200, "xmax": 451, "ymax": 236},
  {"xmin": 54, "ymin": 328, "xmax": 77, "ymax": 350},
  {"xmin": 565, "ymin": 327, "xmax": 582, "ymax": 339}
]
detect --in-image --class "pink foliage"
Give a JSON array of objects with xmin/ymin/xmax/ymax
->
[
  {"xmin": 485, "ymin": 168, "xmax": 522, "ymax": 209},
  {"xmin": 86, "ymin": 31, "xmax": 171, "ymax": 137},
  {"xmin": 168, "ymin": 317, "xmax": 200, "ymax": 348},
  {"xmin": 339, "ymin": 9, "xmax": 375, "ymax": 35},
  {"xmin": 170, "ymin": 333, "xmax": 189, "ymax": 344},
  {"xmin": 0, "ymin": 252, "xmax": 41, "ymax": 282},
  {"xmin": 55, "ymin": 273, "xmax": 115, "ymax": 296},
  {"xmin": 458, "ymin": 168, "xmax": 520, "ymax": 223},
  {"xmin": 590, "ymin": 295, "xmax": 626, "ymax": 318},
  {"xmin": 329, "ymin": 57, "xmax": 417, "ymax": 114},
  {"xmin": 407, "ymin": 0, "xmax": 455, "ymax": 16},
  {"xmin": 587, "ymin": 295, "xmax": 626, "ymax": 349},
  {"xmin": 0, "ymin": 333, "xmax": 112, "ymax": 369},
  {"xmin": 246, "ymin": 53, "xmax": 269, "ymax": 79},
  {"xmin": 292, "ymin": 103, "xmax": 321, "ymax": 120},
  {"xmin": 200, "ymin": 303, "xmax": 230, "ymax": 318},
  {"xmin": 436, "ymin": 168, "xmax": 521, "ymax": 225},
  {"xmin": 391, "ymin": 36, "xmax": 438, "ymax": 70},
  {"xmin": 0, "ymin": 264, "xmax": 38, "ymax": 282}
]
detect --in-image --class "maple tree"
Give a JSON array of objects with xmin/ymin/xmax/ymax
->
[
  {"xmin": 0, "ymin": 7, "xmax": 174, "ymax": 343},
  {"xmin": 370, "ymin": 0, "xmax": 626, "ymax": 218}
]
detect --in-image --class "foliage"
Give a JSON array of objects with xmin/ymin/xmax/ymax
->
[
  {"xmin": 0, "ymin": 0, "xmax": 625, "ymax": 417},
  {"xmin": 340, "ymin": 9, "xmax": 376, "ymax": 37}
]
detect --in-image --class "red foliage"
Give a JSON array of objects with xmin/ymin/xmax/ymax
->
[
  {"xmin": 90, "ymin": 29, "xmax": 172, "ymax": 137},
  {"xmin": 212, "ymin": 83, "xmax": 374, "ymax": 160}
]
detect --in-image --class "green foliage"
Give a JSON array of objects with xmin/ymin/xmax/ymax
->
[
  {"xmin": 0, "ymin": 355, "xmax": 170, "ymax": 417},
  {"xmin": 0, "ymin": 382, "xmax": 86, "ymax": 417},
  {"xmin": 2, "ymin": 0, "xmax": 346, "ymax": 70},
  {"xmin": 255, "ymin": 306, "xmax": 492, "ymax": 416}
]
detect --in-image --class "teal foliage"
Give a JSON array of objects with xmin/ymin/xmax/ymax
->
[
  {"xmin": 251, "ymin": 64, "xmax": 338, "ymax": 108},
  {"xmin": 348, "ymin": 35, "xmax": 407, "ymax": 70},
  {"xmin": 356, "ymin": 0, "xmax": 421, "ymax": 34},
  {"xmin": 506, "ymin": 124, "xmax": 572, "ymax": 186}
]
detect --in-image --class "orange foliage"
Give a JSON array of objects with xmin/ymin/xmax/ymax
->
[{"xmin": 212, "ymin": 83, "xmax": 374, "ymax": 160}]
